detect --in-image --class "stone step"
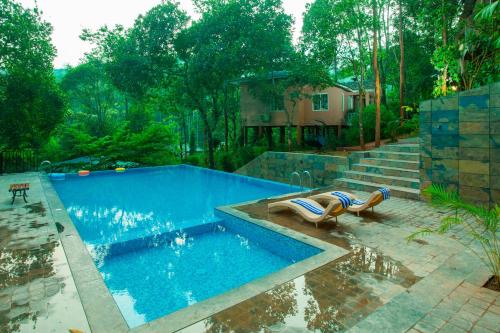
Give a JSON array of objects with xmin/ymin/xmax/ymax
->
[
  {"xmin": 352, "ymin": 163, "xmax": 420, "ymax": 179},
  {"xmin": 367, "ymin": 150, "xmax": 420, "ymax": 162},
  {"xmin": 343, "ymin": 171, "xmax": 420, "ymax": 189},
  {"xmin": 334, "ymin": 178, "xmax": 420, "ymax": 200},
  {"xmin": 360, "ymin": 158, "xmax": 420, "ymax": 170},
  {"xmin": 397, "ymin": 137, "xmax": 419, "ymax": 144},
  {"xmin": 380, "ymin": 144, "xmax": 420, "ymax": 153}
]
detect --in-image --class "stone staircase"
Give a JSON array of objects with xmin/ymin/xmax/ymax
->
[{"xmin": 335, "ymin": 141, "xmax": 420, "ymax": 199}]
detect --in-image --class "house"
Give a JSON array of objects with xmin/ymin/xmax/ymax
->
[{"xmin": 238, "ymin": 72, "xmax": 375, "ymax": 145}]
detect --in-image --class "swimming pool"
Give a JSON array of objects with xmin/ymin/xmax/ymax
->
[{"xmin": 51, "ymin": 165, "xmax": 322, "ymax": 328}]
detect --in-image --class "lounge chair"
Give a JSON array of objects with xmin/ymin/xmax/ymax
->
[
  {"xmin": 268, "ymin": 197, "xmax": 344, "ymax": 228},
  {"xmin": 310, "ymin": 188, "xmax": 390, "ymax": 216}
]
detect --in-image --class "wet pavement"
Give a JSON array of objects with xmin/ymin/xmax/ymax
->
[
  {"xmin": 0, "ymin": 173, "xmax": 89, "ymax": 333},
  {"xmin": 180, "ymin": 188, "xmax": 498, "ymax": 333},
  {"xmin": 0, "ymin": 174, "xmax": 498, "ymax": 333}
]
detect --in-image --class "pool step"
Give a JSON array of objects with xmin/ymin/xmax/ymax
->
[
  {"xmin": 352, "ymin": 164, "xmax": 420, "ymax": 179},
  {"xmin": 343, "ymin": 171, "xmax": 420, "ymax": 189},
  {"xmin": 359, "ymin": 158, "xmax": 419, "ymax": 170},
  {"xmin": 334, "ymin": 178, "xmax": 420, "ymax": 200}
]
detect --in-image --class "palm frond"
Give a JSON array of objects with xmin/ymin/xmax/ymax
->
[
  {"xmin": 407, "ymin": 228, "xmax": 434, "ymax": 242},
  {"xmin": 474, "ymin": 1, "xmax": 499, "ymax": 21},
  {"xmin": 437, "ymin": 216, "xmax": 462, "ymax": 234}
]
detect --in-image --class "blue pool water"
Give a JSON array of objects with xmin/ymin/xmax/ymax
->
[{"xmin": 52, "ymin": 165, "xmax": 321, "ymax": 327}]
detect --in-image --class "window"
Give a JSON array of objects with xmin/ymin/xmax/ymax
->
[
  {"xmin": 312, "ymin": 93, "xmax": 328, "ymax": 111},
  {"xmin": 347, "ymin": 96, "xmax": 354, "ymax": 111},
  {"xmin": 269, "ymin": 95, "xmax": 285, "ymax": 112}
]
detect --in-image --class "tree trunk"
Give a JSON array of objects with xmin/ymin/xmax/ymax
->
[
  {"xmin": 373, "ymin": 0, "xmax": 381, "ymax": 147},
  {"xmin": 358, "ymin": 90, "xmax": 365, "ymax": 149},
  {"xmin": 379, "ymin": 0, "xmax": 388, "ymax": 106},
  {"xmin": 223, "ymin": 86, "xmax": 229, "ymax": 152},
  {"xmin": 354, "ymin": 19, "xmax": 365, "ymax": 150},
  {"xmin": 441, "ymin": 6, "xmax": 448, "ymax": 96},
  {"xmin": 398, "ymin": 0, "xmax": 405, "ymax": 125}
]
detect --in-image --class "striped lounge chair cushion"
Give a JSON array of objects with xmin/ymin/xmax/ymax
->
[
  {"xmin": 378, "ymin": 187, "xmax": 391, "ymax": 200},
  {"xmin": 291, "ymin": 199, "xmax": 324, "ymax": 215},
  {"xmin": 330, "ymin": 192, "xmax": 352, "ymax": 208}
]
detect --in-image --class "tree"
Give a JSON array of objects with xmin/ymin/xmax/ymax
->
[
  {"xmin": 372, "ymin": 0, "xmax": 381, "ymax": 147},
  {"xmin": 0, "ymin": 0, "xmax": 65, "ymax": 149},
  {"xmin": 301, "ymin": 0, "xmax": 342, "ymax": 78},
  {"xmin": 61, "ymin": 61, "xmax": 119, "ymax": 137},
  {"xmin": 398, "ymin": 0, "xmax": 405, "ymax": 124},
  {"xmin": 80, "ymin": 1, "xmax": 188, "ymax": 113},
  {"xmin": 175, "ymin": 0, "xmax": 293, "ymax": 168}
]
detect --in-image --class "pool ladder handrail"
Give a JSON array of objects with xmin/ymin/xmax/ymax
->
[
  {"xmin": 290, "ymin": 170, "xmax": 313, "ymax": 191},
  {"xmin": 39, "ymin": 160, "xmax": 52, "ymax": 173},
  {"xmin": 302, "ymin": 170, "xmax": 312, "ymax": 190},
  {"xmin": 290, "ymin": 171, "xmax": 302, "ymax": 190}
]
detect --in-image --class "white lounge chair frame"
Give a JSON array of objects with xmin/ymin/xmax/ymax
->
[{"xmin": 268, "ymin": 198, "xmax": 343, "ymax": 228}]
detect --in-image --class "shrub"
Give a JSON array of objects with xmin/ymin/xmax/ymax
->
[
  {"xmin": 343, "ymin": 104, "xmax": 398, "ymax": 146},
  {"xmin": 216, "ymin": 151, "xmax": 236, "ymax": 172},
  {"xmin": 184, "ymin": 153, "xmax": 206, "ymax": 167},
  {"xmin": 399, "ymin": 115, "xmax": 420, "ymax": 136}
]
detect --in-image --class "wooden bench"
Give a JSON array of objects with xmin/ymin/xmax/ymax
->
[{"xmin": 8, "ymin": 183, "xmax": 29, "ymax": 205}]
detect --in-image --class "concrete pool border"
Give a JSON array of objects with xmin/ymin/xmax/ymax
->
[{"xmin": 40, "ymin": 173, "xmax": 348, "ymax": 333}]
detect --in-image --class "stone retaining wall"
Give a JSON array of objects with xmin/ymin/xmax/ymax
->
[
  {"xmin": 236, "ymin": 151, "xmax": 348, "ymax": 188},
  {"xmin": 419, "ymin": 82, "xmax": 499, "ymax": 207}
]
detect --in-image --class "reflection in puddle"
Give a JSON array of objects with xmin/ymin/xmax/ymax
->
[
  {"xmin": 0, "ymin": 200, "xmax": 88, "ymax": 333},
  {"xmin": 196, "ymin": 242, "xmax": 418, "ymax": 333},
  {"xmin": 188, "ymin": 199, "xmax": 421, "ymax": 332}
]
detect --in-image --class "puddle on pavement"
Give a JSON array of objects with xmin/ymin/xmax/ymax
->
[
  {"xmin": 238, "ymin": 200, "xmax": 420, "ymax": 287},
  {"xmin": 202, "ymin": 198, "xmax": 422, "ymax": 331},
  {"xmin": 23, "ymin": 202, "xmax": 46, "ymax": 217},
  {"xmin": 0, "ymin": 201, "xmax": 75, "ymax": 333}
]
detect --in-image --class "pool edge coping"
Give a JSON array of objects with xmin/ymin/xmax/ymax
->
[{"xmin": 41, "ymin": 171, "xmax": 348, "ymax": 333}]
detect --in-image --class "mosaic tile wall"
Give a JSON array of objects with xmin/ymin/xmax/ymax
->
[
  {"xmin": 236, "ymin": 151, "xmax": 348, "ymax": 188},
  {"xmin": 420, "ymin": 82, "xmax": 499, "ymax": 207}
]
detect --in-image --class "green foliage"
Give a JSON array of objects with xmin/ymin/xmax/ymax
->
[
  {"xmin": 399, "ymin": 115, "xmax": 419, "ymax": 136},
  {"xmin": 61, "ymin": 60, "xmax": 119, "ymax": 136},
  {"xmin": 408, "ymin": 184, "xmax": 499, "ymax": 288},
  {"xmin": 0, "ymin": 0, "xmax": 65, "ymax": 149},
  {"xmin": 184, "ymin": 145, "xmax": 268, "ymax": 172},
  {"xmin": 174, "ymin": 0, "xmax": 294, "ymax": 167},
  {"xmin": 343, "ymin": 104, "xmax": 397, "ymax": 145},
  {"xmin": 106, "ymin": 122, "xmax": 179, "ymax": 165},
  {"xmin": 189, "ymin": 130, "xmax": 197, "ymax": 155}
]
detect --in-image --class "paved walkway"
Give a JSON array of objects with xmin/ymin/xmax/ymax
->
[
  {"xmin": 0, "ymin": 173, "xmax": 90, "ymax": 333},
  {"xmin": 0, "ymin": 173, "xmax": 498, "ymax": 333}
]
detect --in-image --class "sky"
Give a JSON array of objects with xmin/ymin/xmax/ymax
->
[{"xmin": 18, "ymin": 0, "xmax": 311, "ymax": 69}]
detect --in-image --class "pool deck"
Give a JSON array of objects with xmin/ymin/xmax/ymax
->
[{"xmin": 0, "ymin": 172, "xmax": 499, "ymax": 333}]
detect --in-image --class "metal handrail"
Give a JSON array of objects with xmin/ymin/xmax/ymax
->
[
  {"xmin": 290, "ymin": 171, "xmax": 302, "ymax": 190},
  {"xmin": 302, "ymin": 170, "xmax": 312, "ymax": 189},
  {"xmin": 39, "ymin": 160, "xmax": 52, "ymax": 173}
]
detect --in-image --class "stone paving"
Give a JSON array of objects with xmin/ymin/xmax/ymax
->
[
  {"xmin": 181, "ymin": 187, "xmax": 498, "ymax": 332},
  {"xmin": 0, "ymin": 173, "xmax": 90, "ymax": 333},
  {"xmin": 409, "ymin": 281, "xmax": 499, "ymax": 333},
  {"xmin": 0, "ymin": 173, "xmax": 498, "ymax": 333}
]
